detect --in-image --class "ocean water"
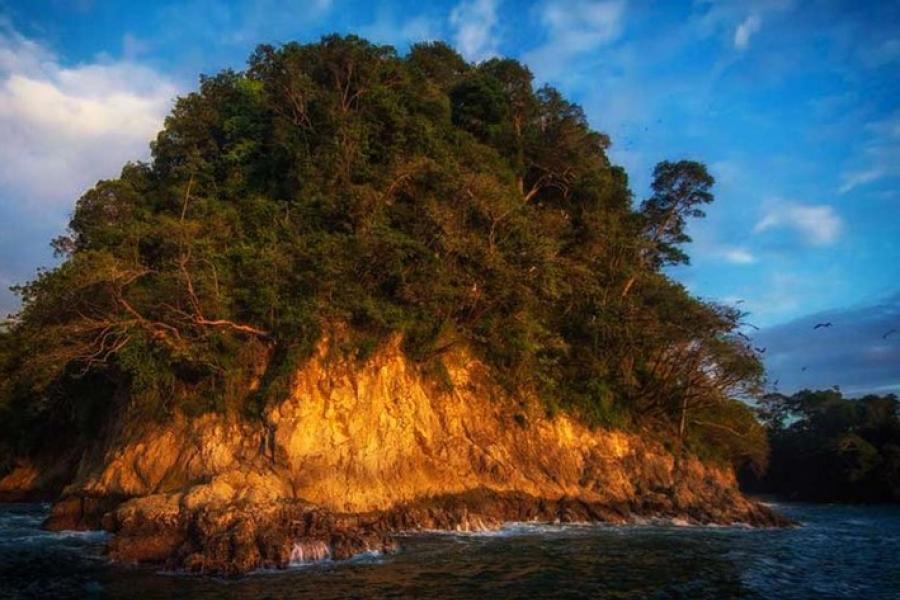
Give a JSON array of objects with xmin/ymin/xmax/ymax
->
[{"xmin": 1, "ymin": 501, "xmax": 899, "ymax": 599}]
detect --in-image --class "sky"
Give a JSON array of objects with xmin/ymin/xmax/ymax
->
[{"xmin": 0, "ymin": 0, "xmax": 898, "ymax": 395}]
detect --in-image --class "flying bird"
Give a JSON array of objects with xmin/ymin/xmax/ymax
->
[
  {"xmin": 883, "ymin": 329, "xmax": 897, "ymax": 339},
  {"xmin": 801, "ymin": 366, "xmax": 808, "ymax": 372},
  {"xmin": 813, "ymin": 322, "xmax": 833, "ymax": 329},
  {"xmin": 754, "ymin": 347, "xmax": 767, "ymax": 353}
]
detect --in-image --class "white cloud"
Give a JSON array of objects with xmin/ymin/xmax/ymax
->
[
  {"xmin": 839, "ymin": 114, "xmax": 900, "ymax": 194},
  {"xmin": 733, "ymin": 14, "xmax": 761, "ymax": 50},
  {"xmin": 722, "ymin": 247, "xmax": 757, "ymax": 264},
  {"xmin": 540, "ymin": 0, "xmax": 625, "ymax": 51},
  {"xmin": 838, "ymin": 167, "xmax": 886, "ymax": 194},
  {"xmin": 0, "ymin": 23, "xmax": 178, "ymax": 317},
  {"xmin": 753, "ymin": 202, "xmax": 843, "ymax": 246},
  {"xmin": 450, "ymin": 0, "xmax": 499, "ymax": 62},
  {"xmin": 0, "ymin": 23, "xmax": 177, "ymax": 210},
  {"xmin": 522, "ymin": 0, "xmax": 626, "ymax": 80}
]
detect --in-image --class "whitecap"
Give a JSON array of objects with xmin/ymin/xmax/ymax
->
[{"xmin": 289, "ymin": 539, "xmax": 332, "ymax": 565}]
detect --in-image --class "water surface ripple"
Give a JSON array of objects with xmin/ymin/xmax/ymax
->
[{"xmin": 1, "ymin": 501, "xmax": 898, "ymax": 599}]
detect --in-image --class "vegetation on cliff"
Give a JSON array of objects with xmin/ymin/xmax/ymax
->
[
  {"xmin": 0, "ymin": 35, "xmax": 765, "ymax": 474},
  {"xmin": 745, "ymin": 389, "xmax": 900, "ymax": 502}
]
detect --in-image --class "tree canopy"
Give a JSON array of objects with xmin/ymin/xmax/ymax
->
[
  {"xmin": 747, "ymin": 389, "xmax": 900, "ymax": 502},
  {"xmin": 0, "ymin": 35, "xmax": 765, "ymax": 471}
]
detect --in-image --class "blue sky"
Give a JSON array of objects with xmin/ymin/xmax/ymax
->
[{"xmin": 0, "ymin": 0, "xmax": 898, "ymax": 394}]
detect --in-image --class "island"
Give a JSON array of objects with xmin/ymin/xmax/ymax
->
[{"xmin": 0, "ymin": 35, "xmax": 788, "ymax": 576}]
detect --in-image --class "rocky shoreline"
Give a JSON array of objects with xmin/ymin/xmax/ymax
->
[
  {"xmin": 3, "ymin": 338, "xmax": 791, "ymax": 575},
  {"xmin": 40, "ymin": 485, "xmax": 789, "ymax": 576}
]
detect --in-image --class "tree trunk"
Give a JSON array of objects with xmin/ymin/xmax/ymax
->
[
  {"xmin": 622, "ymin": 202, "xmax": 682, "ymax": 299},
  {"xmin": 621, "ymin": 275, "xmax": 637, "ymax": 298}
]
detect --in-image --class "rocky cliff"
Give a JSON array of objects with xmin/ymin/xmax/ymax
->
[{"xmin": 0, "ymin": 335, "xmax": 787, "ymax": 574}]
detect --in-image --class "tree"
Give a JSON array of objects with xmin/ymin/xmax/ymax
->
[
  {"xmin": 752, "ymin": 389, "xmax": 900, "ymax": 502},
  {"xmin": 407, "ymin": 41, "xmax": 469, "ymax": 91},
  {"xmin": 521, "ymin": 86, "xmax": 609, "ymax": 204},
  {"xmin": 621, "ymin": 160, "xmax": 714, "ymax": 298}
]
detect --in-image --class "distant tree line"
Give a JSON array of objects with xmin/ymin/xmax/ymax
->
[
  {"xmin": 743, "ymin": 389, "xmax": 900, "ymax": 502},
  {"xmin": 0, "ymin": 36, "xmax": 767, "ymax": 473}
]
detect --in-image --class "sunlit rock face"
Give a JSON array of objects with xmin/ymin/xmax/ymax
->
[
  {"xmin": 1, "ymin": 335, "xmax": 787, "ymax": 575},
  {"xmin": 0, "ymin": 464, "xmax": 41, "ymax": 502}
]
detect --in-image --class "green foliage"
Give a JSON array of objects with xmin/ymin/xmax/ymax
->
[
  {"xmin": 751, "ymin": 390, "xmax": 900, "ymax": 502},
  {"xmin": 686, "ymin": 399, "xmax": 769, "ymax": 473},
  {"xmin": 639, "ymin": 160, "xmax": 715, "ymax": 268},
  {"xmin": 0, "ymin": 35, "xmax": 765, "ymax": 466}
]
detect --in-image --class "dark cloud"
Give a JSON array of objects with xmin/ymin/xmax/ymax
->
[{"xmin": 755, "ymin": 293, "xmax": 900, "ymax": 396}]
